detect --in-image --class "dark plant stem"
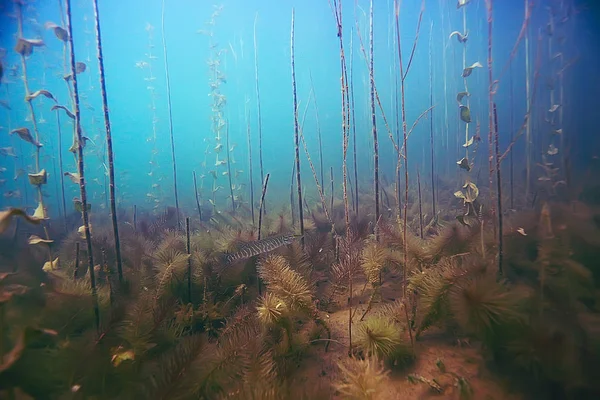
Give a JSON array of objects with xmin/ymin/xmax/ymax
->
[
  {"xmin": 225, "ymin": 121, "xmax": 235, "ymax": 213},
  {"xmin": 509, "ymin": 63, "xmax": 514, "ymax": 209},
  {"xmin": 186, "ymin": 216, "xmax": 192, "ymax": 303},
  {"xmin": 193, "ymin": 171, "xmax": 202, "ymax": 222},
  {"xmin": 369, "ymin": 0, "xmax": 380, "ymax": 240},
  {"xmin": 290, "ymin": 160, "xmax": 296, "ymax": 226},
  {"xmin": 74, "ymin": 241, "xmax": 80, "ymax": 279},
  {"xmin": 161, "ymin": 0, "xmax": 180, "ymax": 229},
  {"xmin": 65, "ymin": 0, "xmax": 99, "ymax": 332},
  {"xmin": 349, "ymin": 40, "xmax": 359, "ymax": 215},
  {"xmin": 486, "ymin": 0, "xmax": 503, "ymax": 275},
  {"xmin": 428, "ymin": 20, "xmax": 436, "ymax": 217},
  {"xmin": 246, "ymin": 110, "xmax": 255, "ymax": 225},
  {"xmin": 56, "ymin": 111, "xmax": 67, "ymax": 233},
  {"xmin": 417, "ymin": 169, "xmax": 423, "ymax": 239},
  {"xmin": 291, "ymin": 9, "xmax": 304, "ymax": 248},
  {"xmin": 93, "ymin": 0, "xmax": 123, "ymax": 284},
  {"xmin": 308, "ymin": 72, "xmax": 324, "ymax": 194},
  {"xmin": 254, "ymin": 13, "xmax": 265, "ymax": 202},
  {"xmin": 330, "ymin": 166, "xmax": 334, "ymax": 213},
  {"xmin": 258, "ymin": 173, "xmax": 270, "ymax": 240}
]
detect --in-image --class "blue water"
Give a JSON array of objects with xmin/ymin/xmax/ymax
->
[{"xmin": 0, "ymin": 0, "xmax": 598, "ymax": 221}]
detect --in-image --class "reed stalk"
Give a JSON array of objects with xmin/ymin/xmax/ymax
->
[
  {"xmin": 428, "ymin": 21, "xmax": 436, "ymax": 217},
  {"xmin": 290, "ymin": 9, "xmax": 305, "ymax": 247},
  {"xmin": 308, "ymin": 72, "xmax": 324, "ymax": 192},
  {"xmin": 258, "ymin": 173, "xmax": 270, "ymax": 241},
  {"xmin": 253, "ymin": 13, "xmax": 265, "ymax": 193},
  {"xmin": 193, "ymin": 171, "xmax": 202, "ymax": 222},
  {"xmin": 417, "ymin": 169, "xmax": 423, "ymax": 239},
  {"xmin": 225, "ymin": 121, "xmax": 235, "ymax": 213},
  {"xmin": 290, "ymin": 161, "xmax": 296, "ymax": 226},
  {"xmin": 65, "ymin": 0, "xmax": 100, "ymax": 332},
  {"xmin": 369, "ymin": 0, "xmax": 379, "ymax": 239},
  {"xmin": 186, "ymin": 217, "xmax": 192, "ymax": 303},
  {"xmin": 485, "ymin": 0, "xmax": 503, "ymax": 275},
  {"xmin": 15, "ymin": 2, "xmax": 52, "ymax": 250},
  {"xmin": 246, "ymin": 108, "xmax": 255, "ymax": 225},
  {"xmin": 348, "ymin": 27, "xmax": 359, "ymax": 215},
  {"xmin": 330, "ymin": 166, "xmax": 334, "ymax": 213},
  {"xmin": 161, "ymin": 0, "xmax": 180, "ymax": 228},
  {"xmin": 92, "ymin": 0, "xmax": 123, "ymax": 283},
  {"xmin": 524, "ymin": 0, "xmax": 531, "ymax": 200}
]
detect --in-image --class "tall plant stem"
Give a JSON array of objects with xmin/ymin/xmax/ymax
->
[
  {"xmin": 291, "ymin": 9, "xmax": 305, "ymax": 247},
  {"xmin": 185, "ymin": 217, "xmax": 192, "ymax": 303},
  {"xmin": 330, "ymin": 166, "xmax": 334, "ymax": 213},
  {"xmin": 225, "ymin": 121, "xmax": 235, "ymax": 213},
  {"xmin": 161, "ymin": 0, "xmax": 180, "ymax": 228},
  {"xmin": 246, "ymin": 109, "xmax": 255, "ymax": 225},
  {"xmin": 417, "ymin": 169, "xmax": 423, "ymax": 239},
  {"xmin": 509, "ymin": 64, "xmax": 514, "ymax": 209},
  {"xmin": 290, "ymin": 161, "xmax": 296, "ymax": 226},
  {"xmin": 65, "ymin": 0, "xmax": 99, "ymax": 332},
  {"xmin": 349, "ymin": 29, "xmax": 359, "ymax": 215},
  {"xmin": 56, "ymin": 111, "xmax": 67, "ymax": 233},
  {"xmin": 15, "ymin": 2, "xmax": 50, "ymax": 246},
  {"xmin": 93, "ymin": 0, "xmax": 123, "ymax": 283},
  {"xmin": 524, "ymin": 0, "xmax": 531, "ymax": 200},
  {"xmin": 485, "ymin": 0, "xmax": 503, "ymax": 275},
  {"xmin": 369, "ymin": 0, "xmax": 379, "ymax": 240},
  {"xmin": 309, "ymin": 71, "xmax": 325, "ymax": 192},
  {"xmin": 258, "ymin": 173, "xmax": 270, "ymax": 240},
  {"xmin": 193, "ymin": 171, "xmax": 202, "ymax": 222},
  {"xmin": 428, "ymin": 20, "xmax": 436, "ymax": 217},
  {"xmin": 253, "ymin": 13, "xmax": 265, "ymax": 194}
]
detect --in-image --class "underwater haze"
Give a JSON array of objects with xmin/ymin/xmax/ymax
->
[{"xmin": 1, "ymin": 0, "xmax": 600, "ymax": 399}]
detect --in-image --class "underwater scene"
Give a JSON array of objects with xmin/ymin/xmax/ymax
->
[{"xmin": 1, "ymin": 0, "xmax": 600, "ymax": 398}]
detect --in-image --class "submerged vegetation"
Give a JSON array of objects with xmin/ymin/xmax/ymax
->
[{"xmin": 1, "ymin": 0, "xmax": 599, "ymax": 399}]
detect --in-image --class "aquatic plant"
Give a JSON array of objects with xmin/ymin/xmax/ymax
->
[
  {"xmin": 160, "ymin": 0, "xmax": 180, "ymax": 228},
  {"xmin": 290, "ymin": 9, "xmax": 305, "ymax": 247},
  {"xmin": 334, "ymin": 357, "xmax": 389, "ymax": 400},
  {"xmin": 92, "ymin": 0, "xmax": 124, "ymax": 283}
]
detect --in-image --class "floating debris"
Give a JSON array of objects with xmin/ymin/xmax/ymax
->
[
  {"xmin": 459, "ymin": 105, "xmax": 471, "ymax": 123},
  {"xmin": 517, "ymin": 228, "xmax": 527, "ymax": 236},
  {"xmin": 547, "ymin": 144, "xmax": 559, "ymax": 155},
  {"xmin": 44, "ymin": 21, "xmax": 69, "ymax": 41},
  {"xmin": 73, "ymin": 198, "xmax": 91, "ymax": 212},
  {"xmin": 28, "ymin": 235, "xmax": 54, "ymax": 245},
  {"xmin": 0, "ymin": 147, "xmax": 17, "ymax": 157},
  {"xmin": 0, "ymin": 208, "xmax": 42, "ymax": 234},
  {"xmin": 462, "ymin": 62, "xmax": 482, "ymax": 77},
  {"xmin": 0, "ymin": 100, "xmax": 11, "ymax": 110},
  {"xmin": 26, "ymin": 90, "xmax": 56, "ymax": 102},
  {"xmin": 548, "ymin": 104, "xmax": 561, "ymax": 113},
  {"xmin": 10, "ymin": 127, "xmax": 42, "ymax": 147},
  {"xmin": 51, "ymin": 104, "xmax": 75, "ymax": 119},
  {"xmin": 42, "ymin": 257, "xmax": 59, "ymax": 272},
  {"xmin": 456, "ymin": 91, "xmax": 470, "ymax": 103},
  {"xmin": 449, "ymin": 31, "xmax": 468, "ymax": 43},
  {"xmin": 28, "ymin": 169, "xmax": 47, "ymax": 186},
  {"xmin": 14, "ymin": 38, "xmax": 45, "ymax": 56},
  {"xmin": 457, "ymin": 157, "xmax": 471, "ymax": 171},
  {"xmin": 64, "ymin": 172, "xmax": 80, "ymax": 184},
  {"xmin": 457, "ymin": 0, "xmax": 471, "ymax": 9},
  {"xmin": 32, "ymin": 202, "xmax": 49, "ymax": 220}
]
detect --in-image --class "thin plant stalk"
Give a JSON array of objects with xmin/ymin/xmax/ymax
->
[
  {"xmin": 428, "ymin": 20, "xmax": 436, "ymax": 217},
  {"xmin": 509, "ymin": 64, "xmax": 514, "ymax": 209},
  {"xmin": 290, "ymin": 161, "xmax": 296, "ymax": 226},
  {"xmin": 330, "ymin": 166, "xmax": 334, "ymax": 213},
  {"xmin": 92, "ymin": 0, "xmax": 123, "ymax": 283},
  {"xmin": 133, "ymin": 205, "xmax": 137, "ymax": 232},
  {"xmin": 161, "ymin": 0, "xmax": 180, "ymax": 228},
  {"xmin": 308, "ymin": 71, "xmax": 324, "ymax": 191},
  {"xmin": 290, "ymin": 9, "xmax": 305, "ymax": 247},
  {"xmin": 417, "ymin": 169, "xmax": 423, "ymax": 239},
  {"xmin": 186, "ymin": 217, "xmax": 192, "ymax": 303},
  {"xmin": 225, "ymin": 120, "xmax": 235, "ymax": 213},
  {"xmin": 369, "ymin": 0, "xmax": 380, "ymax": 239},
  {"xmin": 524, "ymin": 0, "xmax": 531, "ymax": 200},
  {"xmin": 258, "ymin": 173, "xmax": 270, "ymax": 240},
  {"xmin": 246, "ymin": 108, "xmax": 255, "ymax": 225},
  {"xmin": 193, "ymin": 171, "xmax": 202, "ymax": 222},
  {"xmin": 65, "ymin": 0, "xmax": 100, "ymax": 332},
  {"xmin": 349, "ymin": 29, "xmax": 359, "ymax": 214},
  {"xmin": 55, "ymin": 111, "xmax": 67, "ymax": 233},
  {"xmin": 253, "ymin": 13, "xmax": 265, "ymax": 196},
  {"xmin": 74, "ymin": 241, "xmax": 80, "ymax": 279},
  {"xmin": 493, "ymin": 103, "xmax": 503, "ymax": 274}
]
